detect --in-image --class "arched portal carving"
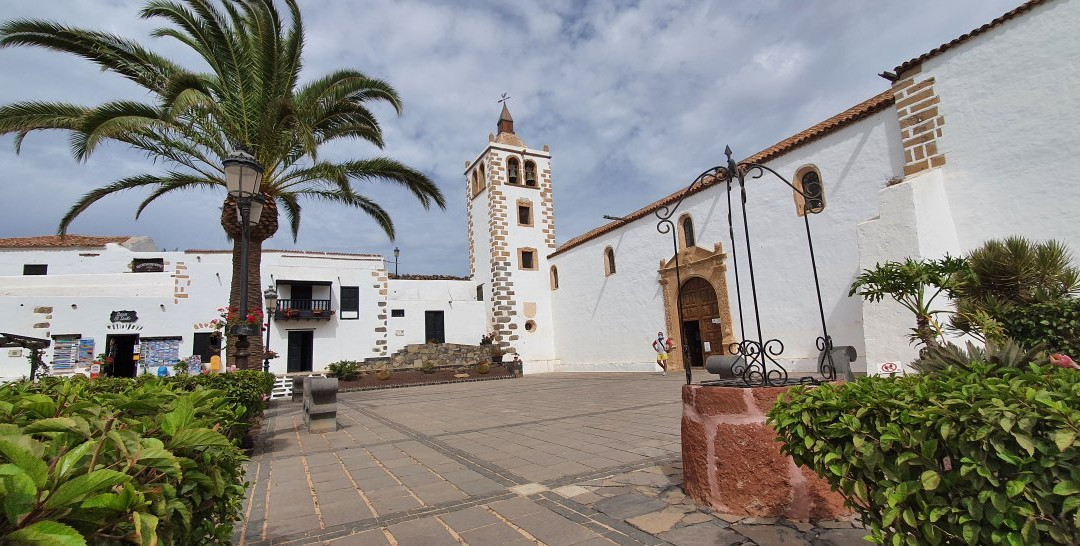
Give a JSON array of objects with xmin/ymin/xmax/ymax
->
[{"xmin": 658, "ymin": 243, "xmax": 735, "ymax": 371}]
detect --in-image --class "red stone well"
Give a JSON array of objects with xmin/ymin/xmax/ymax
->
[{"xmin": 681, "ymin": 383, "xmax": 852, "ymax": 521}]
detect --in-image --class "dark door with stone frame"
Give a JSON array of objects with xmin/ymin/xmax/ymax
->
[
  {"xmin": 425, "ymin": 311, "xmax": 445, "ymax": 344},
  {"xmin": 679, "ymin": 277, "xmax": 724, "ymax": 366},
  {"xmin": 287, "ymin": 331, "xmax": 313, "ymax": 373}
]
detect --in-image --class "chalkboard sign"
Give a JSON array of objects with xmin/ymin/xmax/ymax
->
[{"xmin": 109, "ymin": 310, "xmax": 138, "ymax": 323}]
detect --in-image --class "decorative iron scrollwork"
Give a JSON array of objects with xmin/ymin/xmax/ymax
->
[{"xmin": 657, "ymin": 146, "xmax": 838, "ymax": 387}]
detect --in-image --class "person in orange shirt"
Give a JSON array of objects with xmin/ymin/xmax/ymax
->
[{"xmin": 652, "ymin": 332, "xmax": 675, "ymax": 376}]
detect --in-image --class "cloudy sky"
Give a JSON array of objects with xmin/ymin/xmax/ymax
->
[{"xmin": 0, "ymin": 0, "xmax": 1021, "ymax": 275}]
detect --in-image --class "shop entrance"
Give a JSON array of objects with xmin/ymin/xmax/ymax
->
[{"xmin": 105, "ymin": 334, "xmax": 139, "ymax": 377}]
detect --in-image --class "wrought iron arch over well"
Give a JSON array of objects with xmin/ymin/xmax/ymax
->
[{"xmin": 655, "ymin": 146, "xmax": 838, "ymax": 387}]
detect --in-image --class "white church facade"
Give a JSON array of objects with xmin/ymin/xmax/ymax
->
[{"xmin": 0, "ymin": 0, "xmax": 1076, "ymax": 380}]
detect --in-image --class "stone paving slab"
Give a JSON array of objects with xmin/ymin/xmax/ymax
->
[{"xmin": 237, "ymin": 373, "xmax": 869, "ymax": 545}]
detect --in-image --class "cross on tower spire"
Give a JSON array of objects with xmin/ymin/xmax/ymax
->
[{"xmin": 497, "ymin": 93, "xmax": 514, "ymax": 135}]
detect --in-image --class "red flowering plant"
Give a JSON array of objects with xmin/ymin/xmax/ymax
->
[{"xmin": 211, "ymin": 306, "xmax": 266, "ymax": 333}]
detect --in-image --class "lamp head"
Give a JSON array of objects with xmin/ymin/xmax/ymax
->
[
  {"xmin": 223, "ymin": 148, "xmax": 264, "ymax": 197},
  {"xmin": 263, "ymin": 285, "xmax": 278, "ymax": 312}
]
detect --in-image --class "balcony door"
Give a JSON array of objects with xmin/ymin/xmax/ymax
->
[
  {"xmin": 287, "ymin": 331, "xmax": 313, "ymax": 373},
  {"xmin": 291, "ymin": 284, "xmax": 312, "ymax": 305}
]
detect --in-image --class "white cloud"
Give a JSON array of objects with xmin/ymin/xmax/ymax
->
[{"xmin": 0, "ymin": 0, "xmax": 1023, "ymax": 273}]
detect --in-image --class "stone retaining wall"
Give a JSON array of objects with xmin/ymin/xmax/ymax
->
[
  {"xmin": 363, "ymin": 343, "xmax": 498, "ymax": 371},
  {"xmin": 681, "ymin": 384, "xmax": 852, "ymax": 522}
]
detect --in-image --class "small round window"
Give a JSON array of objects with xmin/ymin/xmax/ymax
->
[{"xmin": 525, "ymin": 320, "xmax": 537, "ymax": 333}]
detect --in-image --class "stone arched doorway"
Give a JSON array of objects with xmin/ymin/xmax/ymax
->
[
  {"xmin": 658, "ymin": 243, "xmax": 735, "ymax": 371},
  {"xmin": 679, "ymin": 277, "xmax": 723, "ymax": 368}
]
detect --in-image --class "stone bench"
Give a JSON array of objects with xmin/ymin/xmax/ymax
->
[{"xmin": 302, "ymin": 376, "xmax": 338, "ymax": 433}]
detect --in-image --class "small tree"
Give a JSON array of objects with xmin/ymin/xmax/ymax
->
[{"xmin": 849, "ymin": 256, "xmax": 968, "ymax": 348}]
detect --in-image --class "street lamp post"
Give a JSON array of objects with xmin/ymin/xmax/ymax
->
[
  {"xmin": 263, "ymin": 285, "xmax": 278, "ymax": 373},
  {"xmin": 389, "ymin": 247, "xmax": 401, "ymax": 275},
  {"xmin": 223, "ymin": 148, "xmax": 265, "ymax": 370}
]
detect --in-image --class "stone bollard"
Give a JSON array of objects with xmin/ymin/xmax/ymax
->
[
  {"xmin": 291, "ymin": 376, "xmax": 305, "ymax": 403},
  {"xmin": 303, "ymin": 376, "xmax": 338, "ymax": 433}
]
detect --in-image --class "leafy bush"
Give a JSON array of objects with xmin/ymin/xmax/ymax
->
[
  {"xmin": 768, "ymin": 364, "xmax": 1080, "ymax": 545},
  {"xmin": 326, "ymin": 361, "xmax": 361, "ymax": 381},
  {"xmin": 376, "ymin": 367, "xmax": 391, "ymax": 381},
  {"xmin": 476, "ymin": 361, "xmax": 490, "ymax": 374},
  {"xmin": 997, "ymin": 299, "xmax": 1080, "ymax": 356},
  {"xmin": 910, "ymin": 338, "xmax": 1045, "ymax": 374},
  {"xmin": 420, "ymin": 360, "xmax": 435, "ymax": 374},
  {"xmin": 0, "ymin": 377, "xmax": 251, "ymax": 544},
  {"xmin": 32, "ymin": 370, "xmax": 275, "ymax": 442}
]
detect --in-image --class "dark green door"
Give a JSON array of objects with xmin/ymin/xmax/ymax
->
[
  {"xmin": 425, "ymin": 311, "xmax": 445, "ymax": 344},
  {"xmin": 287, "ymin": 331, "xmax": 313, "ymax": 372}
]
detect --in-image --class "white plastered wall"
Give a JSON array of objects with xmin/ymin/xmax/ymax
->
[
  {"xmin": 856, "ymin": 0, "xmax": 1080, "ymax": 371},
  {"xmin": 0, "ymin": 244, "xmax": 389, "ymax": 378},
  {"xmin": 385, "ymin": 279, "xmax": 486, "ymax": 352},
  {"xmin": 552, "ymin": 109, "xmax": 904, "ymax": 374}
]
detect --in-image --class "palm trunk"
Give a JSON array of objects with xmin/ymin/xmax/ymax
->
[
  {"xmin": 221, "ymin": 195, "xmax": 279, "ymax": 370},
  {"xmin": 916, "ymin": 314, "xmax": 939, "ymax": 349}
]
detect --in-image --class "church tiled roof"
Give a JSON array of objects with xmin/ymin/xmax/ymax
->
[
  {"xmin": 389, "ymin": 273, "xmax": 471, "ymax": 281},
  {"xmin": 890, "ymin": 0, "xmax": 1049, "ymax": 77},
  {"xmin": 0, "ymin": 235, "xmax": 135, "ymax": 249},
  {"xmin": 549, "ymin": 89, "xmax": 896, "ymax": 258},
  {"xmin": 183, "ymin": 249, "xmax": 381, "ymax": 258}
]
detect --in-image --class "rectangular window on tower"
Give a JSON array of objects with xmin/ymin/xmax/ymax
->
[
  {"xmin": 518, "ymin": 248, "xmax": 537, "ymax": 271},
  {"xmin": 517, "ymin": 201, "xmax": 533, "ymax": 227},
  {"xmin": 340, "ymin": 286, "xmax": 359, "ymax": 320}
]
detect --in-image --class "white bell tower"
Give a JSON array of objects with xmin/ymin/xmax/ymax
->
[{"xmin": 465, "ymin": 103, "xmax": 557, "ymax": 366}]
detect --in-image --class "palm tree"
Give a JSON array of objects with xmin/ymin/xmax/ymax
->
[{"xmin": 0, "ymin": 0, "xmax": 445, "ymax": 368}]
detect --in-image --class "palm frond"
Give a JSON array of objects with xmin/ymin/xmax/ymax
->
[
  {"xmin": 276, "ymin": 191, "xmax": 302, "ymax": 241},
  {"xmin": 338, "ymin": 158, "xmax": 445, "ymax": 210},
  {"xmin": 295, "ymin": 188, "xmax": 394, "ymax": 239},
  {"xmin": 135, "ymin": 173, "xmax": 221, "ymax": 218},
  {"xmin": 71, "ymin": 101, "xmax": 164, "ymax": 161},
  {"xmin": 0, "ymin": 101, "xmax": 88, "ymax": 151},
  {"xmin": 58, "ymin": 174, "xmax": 173, "ymax": 234},
  {"xmin": 0, "ymin": 19, "xmax": 179, "ymax": 92}
]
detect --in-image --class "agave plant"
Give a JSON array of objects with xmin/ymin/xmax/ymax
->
[
  {"xmin": 0, "ymin": 0, "xmax": 445, "ymax": 367},
  {"xmin": 910, "ymin": 337, "xmax": 1046, "ymax": 374}
]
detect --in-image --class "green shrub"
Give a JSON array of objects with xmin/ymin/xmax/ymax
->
[
  {"xmin": 0, "ymin": 377, "xmax": 250, "ymax": 544},
  {"xmin": 476, "ymin": 361, "xmax": 490, "ymax": 374},
  {"xmin": 768, "ymin": 364, "xmax": 1080, "ymax": 545},
  {"xmin": 326, "ymin": 361, "xmax": 361, "ymax": 381},
  {"xmin": 420, "ymin": 360, "xmax": 435, "ymax": 374},
  {"xmin": 997, "ymin": 299, "xmax": 1080, "ymax": 356},
  {"xmin": 33, "ymin": 370, "xmax": 275, "ymax": 442}
]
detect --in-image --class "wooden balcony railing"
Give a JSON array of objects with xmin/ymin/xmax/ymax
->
[{"xmin": 275, "ymin": 299, "xmax": 333, "ymax": 320}]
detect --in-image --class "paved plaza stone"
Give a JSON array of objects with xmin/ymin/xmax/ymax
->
[{"xmin": 237, "ymin": 373, "xmax": 867, "ymax": 545}]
